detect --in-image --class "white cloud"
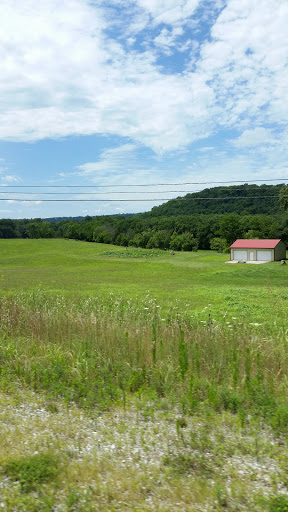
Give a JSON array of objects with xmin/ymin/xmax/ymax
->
[
  {"xmin": 232, "ymin": 128, "xmax": 274, "ymax": 147},
  {"xmin": 0, "ymin": 0, "xmax": 215, "ymax": 152},
  {"xmin": 65, "ymin": 142, "xmax": 192, "ymax": 213},
  {"xmin": 0, "ymin": 0, "xmax": 287, "ymax": 158},
  {"xmin": 181, "ymin": 154, "xmax": 288, "ymax": 189},
  {"xmin": 1, "ymin": 175, "xmax": 20, "ymax": 183},
  {"xmin": 153, "ymin": 27, "xmax": 184, "ymax": 54},
  {"xmin": 198, "ymin": 146, "xmax": 215, "ymax": 152},
  {"xmin": 198, "ymin": 0, "xmax": 288, "ymax": 128},
  {"xmin": 74, "ymin": 143, "xmax": 165, "ymax": 191},
  {"xmin": 76, "ymin": 144, "xmax": 138, "ymax": 176},
  {"xmin": 135, "ymin": 0, "xmax": 201, "ymax": 25}
]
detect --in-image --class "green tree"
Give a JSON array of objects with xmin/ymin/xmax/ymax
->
[
  {"xmin": 219, "ymin": 215, "xmax": 243, "ymax": 245},
  {"xmin": 0, "ymin": 219, "xmax": 18, "ymax": 238},
  {"xmin": 145, "ymin": 230, "xmax": 171, "ymax": 250},
  {"xmin": 210, "ymin": 237, "xmax": 228, "ymax": 252},
  {"xmin": 170, "ymin": 232, "xmax": 198, "ymax": 251},
  {"xmin": 65, "ymin": 223, "xmax": 81, "ymax": 240},
  {"xmin": 279, "ymin": 185, "xmax": 288, "ymax": 211},
  {"xmin": 244, "ymin": 229, "xmax": 260, "ymax": 239},
  {"xmin": 115, "ymin": 233, "xmax": 129, "ymax": 246}
]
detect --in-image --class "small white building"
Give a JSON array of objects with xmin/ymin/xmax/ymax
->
[{"xmin": 230, "ymin": 239, "xmax": 286, "ymax": 262}]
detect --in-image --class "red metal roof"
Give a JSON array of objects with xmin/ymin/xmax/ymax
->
[{"xmin": 230, "ymin": 239, "xmax": 281, "ymax": 249}]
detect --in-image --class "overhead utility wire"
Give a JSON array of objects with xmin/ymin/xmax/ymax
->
[
  {"xmin": 0, "ymin": 178, "xmax": 288, "ymax": 188},
  {"xmin": 0, "ymin": 186, "xmax": 284, "ymax": 195},
  {"xmin": 0, "ymin": 195, "xmax": 284, "ymax": 202}
]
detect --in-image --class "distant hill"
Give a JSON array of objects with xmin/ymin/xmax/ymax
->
[
  {"xmin": 144, "ymin": 184, "xmax": 284, "ymax": 217},
  {"xmin": 42, "ymin": 213, "xmax": 135, "ymax": 223},
  {"xmin": 42, "ymin": 216, "xmax": 85, "ymax": 223}
]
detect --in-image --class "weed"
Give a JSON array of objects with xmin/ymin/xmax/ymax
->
[
  {"xmin": 219, "ymin": 387, "xmax": 243, "ymax": 413},
  {"xmin": 268, "ymin": 495, "xmax": 288, "ymax": 512},
  {"xmin": 3, "ymin": 452, "xmax": 60, "ymax": 492},
  {"xmin": 163, "ymin": 452, "xmax": 213, "ymax": 477},
  {"xmin": 45, "ymin": 401, "xmax": 59, "ymax": 414},
  {"xmin": 274, "ymin": 403, "xmax": 288, "ymax": 431},
  {"xmin": 178, "ymin": 324, "xmax": 188, "ymax": 379},
  {"xmin": 215, "ymin": 484, "xmax": 228, "ymax": 508},
  {"xmin": 66, "ymin": 488, "xmax": 82, "ymax": 510}
]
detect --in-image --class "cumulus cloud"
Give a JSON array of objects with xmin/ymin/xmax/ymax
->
[
  {"xmin": 0, "ymin": 0, "xmax": 212, "ymax": 152},
  {"xmin": 0, "ymin": 0, "xmax": 287, "ymax": 156}
]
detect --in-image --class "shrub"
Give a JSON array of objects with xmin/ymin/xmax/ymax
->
[
  {"xmin": 3, "ymin": 453, "xmax": 60, "ymax": 492},
  {"xmin": 210, "ymin": 237, "xmax": 228, "ymax": 252}
]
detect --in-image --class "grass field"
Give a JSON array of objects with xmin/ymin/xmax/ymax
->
[
  {"xmin": 0, "ymin": 238, "xmax": 287, "ymax": 326},
  {"xmin": 1, "ymin": 239, "xmax": 288, "ymax": 511}
]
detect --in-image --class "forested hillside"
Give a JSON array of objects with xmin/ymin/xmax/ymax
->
[
  {"xmin": 1, "ymin": 184, "xmax": 287, "ymax": 251},
  {"xmin": 145, "ymin": 184, "xmax": 284, "ymax": 216}
]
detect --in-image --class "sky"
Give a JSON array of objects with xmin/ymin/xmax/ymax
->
[{"xmin": 0, "ymin": 0, "xmax": 288, "ymax": 219}]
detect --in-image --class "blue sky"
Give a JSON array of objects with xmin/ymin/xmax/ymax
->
[{"xmin": 0, "ymin": 0, "xmax": 287, "ymax": 218}]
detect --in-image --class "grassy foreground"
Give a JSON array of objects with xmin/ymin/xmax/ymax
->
[{"xmin": 1, "ymin": 239, "xmax": 288, "ymax": 510}]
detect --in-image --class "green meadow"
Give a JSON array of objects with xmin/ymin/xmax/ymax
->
[
  {"xmin": 0, "ymin": 238, "xmax": 287, "ymax": 326},
  {"xmin": 1, "ymin": 238, "xmax": 288, "ymax": 511}
]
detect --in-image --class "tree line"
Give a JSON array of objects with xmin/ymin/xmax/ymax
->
[
  {"xmin": 1, "ymin": 184, "xmax": 288, "ymax": 252},
  {"xmin": 1, "ymin": 212, "xmax": 288, "ymax": 252}
]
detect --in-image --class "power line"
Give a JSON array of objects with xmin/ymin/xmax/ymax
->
[
  {"xmin": 0, "ymin": 195, "xmax": 284, "ymax": 202},
  {"xmin": 0, "ymin": 179, "xmax": 288, "ymax": 188},
  {"xmin": 0, "ymin": 186, "xmax": 284, "ymax": 195}
]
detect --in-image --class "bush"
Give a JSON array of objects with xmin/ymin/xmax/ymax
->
[
  {"xmin": 210, "ymin": 237, "xmax": 228, "ymax": 252},
  {"xmin": 3, "ymin": 453, "xmax": 60, "ymax": 492}
]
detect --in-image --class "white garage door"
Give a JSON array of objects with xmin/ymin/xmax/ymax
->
[
  {"xmin": 256, "ymin": 250, "xmax": 273, "ymax": 261},
  {"xmin": 233, "ymin": 250, "xmax": 247, "ymax": 260}
]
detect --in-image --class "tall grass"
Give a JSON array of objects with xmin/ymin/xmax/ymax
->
[{"xmin": 1, "ymin": 289, "xmax": 288, "ymax": 429}]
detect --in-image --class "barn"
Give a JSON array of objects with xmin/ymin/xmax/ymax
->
[{"xmin": 230, "ymin": 239, "xmax": 286, "ymax": 262}]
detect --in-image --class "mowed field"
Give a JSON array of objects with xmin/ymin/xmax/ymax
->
[
  {"xmin": 1, "ymin": 239, "xmax": 288, "ymax": 511},
  {"xmin": 0, "ymin": 238, "xmax": 287, "ymax": 326}
]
